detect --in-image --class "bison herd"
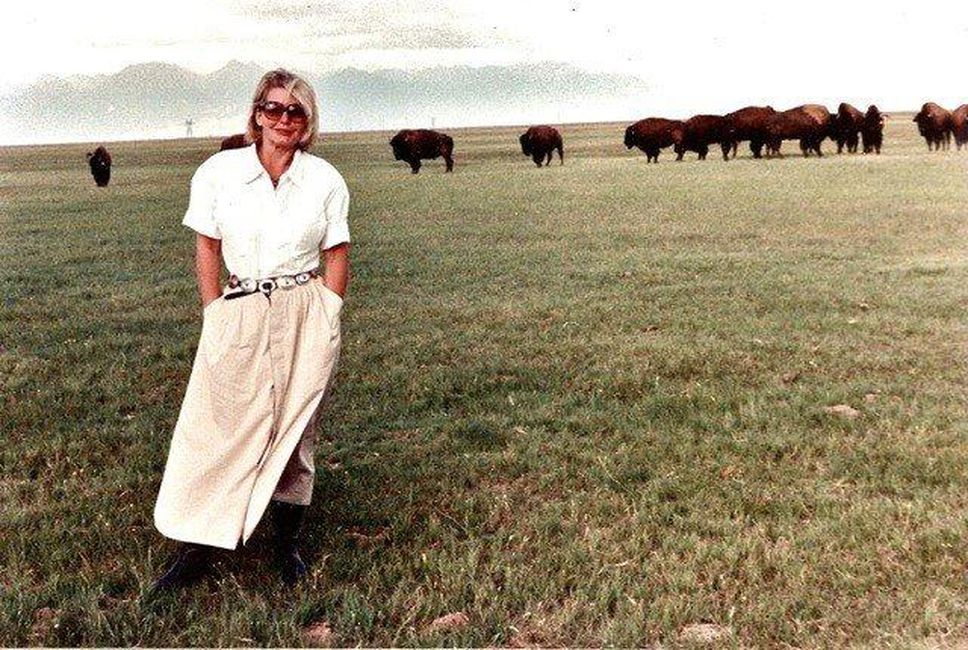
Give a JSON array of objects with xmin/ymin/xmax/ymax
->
[
  {"xmin": 82, "ymin": 100, "xmax": 968, "ymax": 186},
  {"xmin": 389, "ymin": 100, "xmax": 961, "ymax": 173},
  {"xmin": 913, "ymin": 102, "xmax": 968, "ymax": 151},
  {"xmin": 625, "ymin": 103, "xmax": 889, "ymax": 162},
  {"xmin": 623, "ymin": 100, "xmax": 968, "ymax": 163}
]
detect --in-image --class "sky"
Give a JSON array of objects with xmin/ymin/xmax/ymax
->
[{"xmin": 5, "ymin": 0, "xmax": 968, "ymax": 117}]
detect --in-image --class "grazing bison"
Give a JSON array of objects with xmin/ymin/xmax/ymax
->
[
  {"xmin": 765, "ymin": 105, "xmax": 831, "ymax": 157},
  {"xmin": 861, "ymin": 105, "xmax": 886, "ymax": 154},
  {"xmin": 950, "ymin": 104, "xmax": 968, "ymax": 150},
  {"xmin": 722, "ymin": 106, "xmax": 776, "ymax": 159},
  {"xmin": 86, "ymin": 146, "xmax": 112, "ymax": 187},
  {"xmin": 913, "ymin": 103, "xmax": 952, "ymax": 151},
  {"xmin": 676, "ymin": 115, "xmax": 729, "ymax": 161},
  {"xmin": 833, "ymin": 103, "xmax": 865, "ymax": 153},
  {"xmin": 624, "ymin": 118, "xmax": 685, "ymax": 163},
  {"xmin": 389, "ymin": 129, "xmax": 454, "ymax": 173},
  {"xmin": 827, "ymin": 113, "xmax": 842, "ymax": 150},
  {"xmin": 219, "ymin": 133, "xmax": 249, "ymax": 151},
  {"xmin": 519, "ymin": 126, "xmax": 563, "ymax": 166}
]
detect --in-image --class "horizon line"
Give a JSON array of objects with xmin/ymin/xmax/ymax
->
[{"xmin": 0, "ymin": 110, "xmax": 922, "ymax": 149}]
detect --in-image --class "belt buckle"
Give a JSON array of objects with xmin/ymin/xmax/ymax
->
[{"xmin": 258, "ymin": 278, "xmax": 277, "ymax": 295}]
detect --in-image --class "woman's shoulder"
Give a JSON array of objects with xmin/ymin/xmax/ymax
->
[{"xmin": 298, "ymin": 151, "xmax": 346, "ymax": 184}]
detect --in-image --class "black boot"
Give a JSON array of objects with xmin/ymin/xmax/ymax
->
[
  {"xmin": 270, "ymin": 501, "xmax": 308, "ymax": 586},
  {"xmin": 150, "ymin": 542, "xmax": 212, "ymax": 593}
]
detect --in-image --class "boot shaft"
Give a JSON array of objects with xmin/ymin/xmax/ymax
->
[{"xmin": 270, "ymin": 501, "xmax": 308, "ymax": 585}]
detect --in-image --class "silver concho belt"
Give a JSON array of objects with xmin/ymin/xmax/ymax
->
[{"xmin": 224, "ymin": 268, "xmax": 320, "ymax": 300}]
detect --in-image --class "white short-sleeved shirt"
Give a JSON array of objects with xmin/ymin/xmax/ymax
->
[{"xmin": 182, "ymin": 144, "xmax": 350, "ymax": 280}]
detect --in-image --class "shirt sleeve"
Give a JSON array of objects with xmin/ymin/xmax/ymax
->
[
  {"xmin": 321, "ymin": 175, "xmax": 350, "ymax": 250},
  {"xmin": 181, "ymin": 162, "xmax": 221, "ymax": 239}
]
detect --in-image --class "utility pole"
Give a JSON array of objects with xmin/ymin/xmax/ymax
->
[{"xmin": 185, "ymin": 119, "xmax": 193, "ymax": 138}]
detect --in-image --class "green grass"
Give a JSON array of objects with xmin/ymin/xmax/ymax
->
[{"xmin": 1, "ymin": 118, "xmax": 967, "ymax": 647}]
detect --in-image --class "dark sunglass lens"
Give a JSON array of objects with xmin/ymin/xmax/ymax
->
[
  {"xmin": 259, "ymin": 102, "xmax": 284, "ymax": 119},
  {"xmin": 286, "ymin": 105, "xmax": 307, "ymax": 121}
]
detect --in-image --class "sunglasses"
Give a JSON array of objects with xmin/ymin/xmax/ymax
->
[{"xmin": 258, "ymin": 101, "xmax": 308, "ymax": 123}]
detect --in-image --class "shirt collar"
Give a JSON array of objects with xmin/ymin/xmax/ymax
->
[{"xmin": 242, "ymin": 144, "xmax": 304, "ymax": 186}]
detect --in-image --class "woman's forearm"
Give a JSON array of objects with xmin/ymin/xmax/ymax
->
[
  {"xmin": 195, "ymin": 234, "xmax": 223, "ymax": 307},
  {"xmin": 322, "ymin": 243, "xmax": 350, "ymax": 298}
]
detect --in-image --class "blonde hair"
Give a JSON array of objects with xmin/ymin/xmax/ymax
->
[{"xmin": 246, "ymin": 69, "xmax": 319, "ymax": 151}]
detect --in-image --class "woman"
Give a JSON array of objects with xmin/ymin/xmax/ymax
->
[{"xmin": 152, "ymin": 69, "xmax": 350, "ymax": 590}]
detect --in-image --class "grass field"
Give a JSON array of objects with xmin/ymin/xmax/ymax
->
[{"xmin": 1, "ymin": 116, "xmax": 967, "ymax": 648}]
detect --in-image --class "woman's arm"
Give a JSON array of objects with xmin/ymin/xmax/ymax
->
[
  {"xmin": 195, "ymin": 234, "xmax": 223, "ymax": 308},
  {"xmin": 322, "ymin": 243, "xmax": 350, "ymax": 299}
]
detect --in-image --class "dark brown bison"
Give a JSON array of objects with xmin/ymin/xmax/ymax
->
[
  {"xmin": 389, "ymin": 129, "xmax": 454, "ymax": 173},
  {"xmin": 86, "ymin": 146, "xmax": 112, "ymax": 187},
  {"xmin": 519, "ymin": 126, "xmax": 563, "ymax": 167},
  {"xmin": 219, "ymin": 133, "xmax": 249, "ymax": 151},
  {"xmin": 624, "ymin": 118, "xmax": 685, "ymax": 163},
  {"xmin": 675, "ymin": 115, "xmax": 729, "ymax": 161},
  {"xmin": 722, "ymin": 106, "xmax": 776, "ymax": 159},
  {"xmin": 832, "ymin": 103, "xmax": 865, "ymax": 153},
  {"xmin": 913, "ymin": 103, "xmax": 952, "ymax": 151},
  {"xmin": 861, "ymin": 105, "xmax": 886, "ymax": 154},
  {"xmin": 801, "ymin": 104, "xmax": 835, "ymax": 156},
  {"xmin": 827, "ymin": 113, "xmax": 842, "ymax": 150},
  {"xmin": 950, "ymin": 104, "xmax": 968, "ymax": 150},
  {"xmin": 765, "ymin": 105, "xmax": 831, "ymax": 157}
]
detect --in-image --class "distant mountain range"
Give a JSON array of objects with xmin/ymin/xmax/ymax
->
[{"xmin": 4, "ymin": 61, "xmax": 650, "ymax": 145}]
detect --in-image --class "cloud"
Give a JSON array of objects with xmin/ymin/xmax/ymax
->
[{"xmin": 236, "ymin": 0, "xmax": 503, "ymax": 52}]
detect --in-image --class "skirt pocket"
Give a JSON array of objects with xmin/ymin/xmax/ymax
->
[
  {"xmin": 199, "ymin": 298, "xmax": 233, "ymax": 363},
  {"xmin": 202, "ymin": 298, "xmax": 261, "ymax": 433},
  {"xmin": 313, "ymin": 280, "xmax": 343, "ymax": 335}
]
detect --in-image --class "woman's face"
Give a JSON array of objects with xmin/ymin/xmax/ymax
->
[{"xmin": 256, "ymin": 87, "xmax": 307, "ymax": 151}]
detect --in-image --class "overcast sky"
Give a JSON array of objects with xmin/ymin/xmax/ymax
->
[{"xmin": 6, "ymin": 0, "xmax": 968, "ymax": 112}]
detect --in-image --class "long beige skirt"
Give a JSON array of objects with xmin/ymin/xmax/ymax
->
[{"xmin": 154, "ymin": 279, "xmax": 342, "ymax": 550}]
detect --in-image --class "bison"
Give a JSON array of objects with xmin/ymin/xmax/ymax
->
[
  {"xmin": 832, "ymin": 103, "xmax": 865, "ymax": 153},
  {"xmin": 87, "ymin": 146, "xmax": 112, "ymax": 187},
  {"xmin": 913, "ymin": 103, "xmax": 952, "ymax": 151},
  {"xmin": 950, "ymin": 104, "xmax": 968, "ymax": 150},
  {"xmin": 389, "ymin": 129, "xmax": 454, "ymax": 173},
  {"xmin": 219, "ymin": 133, "xmax": 249, "ymax": 151},
  {"xmin": 519, "ymin": 126, "xmax": 563, "ymax": 167},
  {"xmin": 676, "ymin": 115, "xmax": 730, "ymax": 161},
  {"xmin": 861, "ymin": 105, "xmax": 886, "ymax": 154},
  {"xmin": 764, "ymin": 105, "xmax": 831, "ymax": 157},
  {"xmin": 624, "ymin": 118, "xmax": 685, "ymax": 163},
  {"xmin": 721, "ymin": 106, "xmax": 776, "ymax": 159}
]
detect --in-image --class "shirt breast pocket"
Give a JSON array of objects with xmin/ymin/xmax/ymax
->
[
  {"xmin": 212, "ymin": 188, "xmax": 259, "ymax": 274},
  {"xmin": 212, "ymin": 186, "xmax": 231, "ymax": 214},
  {"xmin": 212, "ymin": 191, "xmax": 250, "ymax": 234}
]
